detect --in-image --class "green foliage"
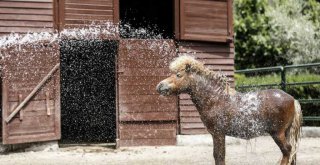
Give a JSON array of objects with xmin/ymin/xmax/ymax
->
[
  {"xmin": 233, "ymin": 0, "xmax": 288, "ymax": 69},
  {"xmin": 266, "ymin": 0, "xmax": 320, "ymax": 64},
  {"xmin": 234, "ymin": 0, "xmax": 320, "ymax": 69},
  {"xmin": 303, "ymin": 0, "xmax": 320, "ymax": 30}
]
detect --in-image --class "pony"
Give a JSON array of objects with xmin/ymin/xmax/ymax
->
[{"xmin": 156, "ymin": 56, "xmax": 302, "ymax": 165}]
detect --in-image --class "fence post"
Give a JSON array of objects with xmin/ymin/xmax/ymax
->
[{"xmin": 280, "ymin": 66, "xmax": 286, "ymax": 91}]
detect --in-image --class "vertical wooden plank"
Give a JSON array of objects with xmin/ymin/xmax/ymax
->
[
  {"xmin": 53, "ymin": 0, "xmax": 59, "ymax": 31},
  {"xmin": 229, "ymin": 42, "xmax": 235, "ymax": 87},
  {"xmin": 2, "ymin": 80, "xmax": 9, "ymax": 144},
  {"xmin": 179, "ymin": 0, "xmax": 185, "ymax": 40},
  {"xmin": 54, "ymin": 68, "xmax": 61, "ymax": 139},
  {"xmin": 59, "ymin": 0, "xmax": 65, "ymax": 31},
  {"xmin": 113, "ymin": 0, "xmax": 119, "ymax": 24},
  {"xmin": 227, "ymin": 0, "xmax": 234, "ymax": 38},
  {"xmin": 174, "ymin": 0, "xmax": 180, "ymax": 40}
]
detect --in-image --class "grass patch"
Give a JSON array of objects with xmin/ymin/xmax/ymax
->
[{"xmin": 235, "ymin": 73, "xmax": 320, "ymax": 86}]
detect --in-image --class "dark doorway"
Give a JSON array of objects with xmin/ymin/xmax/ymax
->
[
  {"xmin": 120, "ymin": 0, "xmax": 174, "ymax": 38},
  {"xmin": 60, "ymin": 40, "xmax": 117, "ymax": 143}
]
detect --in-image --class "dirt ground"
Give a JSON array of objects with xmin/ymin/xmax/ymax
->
[{"xmin": 0, "ymin": 136, "xmax": 319, "ymax": 165}]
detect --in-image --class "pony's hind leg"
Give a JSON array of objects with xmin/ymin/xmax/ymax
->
[
  {"xmin": 285, "ymin": 126, "xmax": 297, "ymax": 165},
  {"xmin": 272, "ymin": 132, "xmax": 292, "ymax": 165},
  {"xmin": 290, "ymin": 154, "xmax": 296, "ymax": 165}
]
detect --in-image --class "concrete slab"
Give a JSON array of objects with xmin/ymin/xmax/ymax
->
[
  {"xmin": 301, "ymin": 127, "xmax": 320, "ymax": 138},
  {"xmin": 0, "ymin": 141, "xmax": 59, "ymax": 153}
]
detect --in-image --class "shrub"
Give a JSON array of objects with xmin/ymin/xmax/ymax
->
[
  {"xmin": 233, "ymin": 0, "xmax": 288, "ymax": 69},
  {"xmin": 234, "ymin": 0, "xmax": 320, "ymax": 69},
  {"xmin": 266, "ymin": 0, "xmax": 320, "ymax": 64}
]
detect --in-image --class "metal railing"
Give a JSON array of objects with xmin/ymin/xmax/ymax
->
[{"xmin": 235, "ymin": 63, "xmax": 320, "ymax": 121}]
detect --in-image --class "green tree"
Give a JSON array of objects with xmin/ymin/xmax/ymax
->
[
  {"xmin": 234, "ymin": 0, "xmax": 320, "ymax": 69},
  {"xmin": 266, "ymin": 0, "xmax": 320, "ymax": 64},
  {"xmin": 234, "ymin": 0, "xmax": 288, "ymax": 69}
]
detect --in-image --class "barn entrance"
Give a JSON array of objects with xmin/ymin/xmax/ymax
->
[
  {"xmin": 60, "ymin": 40, "xmax": 117, "ymax": 143},
  {"xmin": 119, "ymin": 0, "xmax": 174, "ymax": 38}
]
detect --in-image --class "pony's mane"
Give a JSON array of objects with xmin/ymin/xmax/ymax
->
[
  {"xmin": 169, "ymin": 55, "xmax": 210, "ymax": 75},
  {"xmin": 169, "ymin": 55, "xmax": 236, "ymax": 95}
]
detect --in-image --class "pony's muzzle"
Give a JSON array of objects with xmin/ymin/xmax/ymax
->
[{"xmin": 156, "ymin": 82, "xmax": 170, "ymax": 95}]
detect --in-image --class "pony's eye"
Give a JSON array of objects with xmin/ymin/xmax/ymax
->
[{"xmin": 176, "ymin": 73, "xmax": 182, "ymax": 78}]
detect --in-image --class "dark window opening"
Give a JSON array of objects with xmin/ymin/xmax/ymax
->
[
  {"xmin": 120, "ymin": 0, "xmax": 174, "ymax": 39},
  {"xmin": 60, "ymin": 40, "xmax": 117, "ymax": 143}
]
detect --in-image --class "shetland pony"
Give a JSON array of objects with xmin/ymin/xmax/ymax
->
[{"xmin": 156, "ymin": 56, "xmax": 302, "ymax": 165}]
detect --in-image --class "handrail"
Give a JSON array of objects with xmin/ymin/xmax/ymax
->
[
  {"xmin": 235, "ymin": 83, "xmax": 279, "ymax": 88},
  {"xmin": 286, "ymin": 81, "xmax": 320, "ymax": 86},
  {"xmin": 236, "ymin": 63, "xmax": 320, "ymax": 91},
  {"xmin": 235, "ymin": 62, "xmax": 320, "ymax": 73},
  {"xmin": 235, "ymin": 66, "xmax": 282, "ymax": 73},
  {"xmin": 284, "ymin": 63, "xmax": 320, "ymax": 69},
  {"xmin": 5, "ymin": 63, "xmax": 60, "ymax": 123},
  {"xmin": 303, "ymin": 116, "xmax": 320, "ymax": 121}
]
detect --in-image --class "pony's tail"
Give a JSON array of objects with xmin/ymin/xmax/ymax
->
[{"xmin": 288, "ymin": 100, "xmax": 302, "ymax": 165}]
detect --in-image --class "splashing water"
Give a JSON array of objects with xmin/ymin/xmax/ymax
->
[
  {"xmin": 228, "ymin": 92, "xmax": 266, "ymax": 139},
  {"xmin": 238, "ymin": 92, "xmax": 261, "ymax": 113},
  {"xmin": 0, "ymin": 32, "xmax": 58, "ymax": 49},
  {"xmin": 0, "ymin": 22, "xmax": 169, "ymax": 51},
  {"xmin": 120, "ymin": 23, "xmax": 164, "ymax": 39},
  {"xmin": 0, "ymin": 22, "xmax": 116, "ymax": 50}
]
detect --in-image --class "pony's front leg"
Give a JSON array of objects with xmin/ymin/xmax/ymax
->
[{"xmin": 212, "ymin": 132, "xmax": 226, "ymax": 165}]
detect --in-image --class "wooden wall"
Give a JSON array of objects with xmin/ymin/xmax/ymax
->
[
  {"xmin": 1, "ymin": 43, "xmax": 60, "ymax": 144},
  {"xmin": 177, "ymin": 41, "xmax": 234, "ymax": 134},
  {"xmin": 0, "ymin": 0, "xmax": 119, "ymax": 35},
  {"xmin": 118, "ymin": 40, "xmax": 178, "ymax": 146},
  {"xmin": 178, "ymin": 0, "xmax": 233, "ymax": 42},
  {"xmin": 0, "ymin": 0, "xmax": 55, "ymax": 35},
  {"xmin": 59, "ymin": 0, "xmax": 118, "ymax": 29}
]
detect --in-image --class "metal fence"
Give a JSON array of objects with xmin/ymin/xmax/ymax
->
[{"xmin": 235, "ymin": 63, "xmax": 320, "ymax": 121}]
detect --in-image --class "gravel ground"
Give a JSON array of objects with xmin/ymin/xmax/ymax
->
[{"xmin": 0, "ymin": 136, "xmax": 319, "ymax": 165}]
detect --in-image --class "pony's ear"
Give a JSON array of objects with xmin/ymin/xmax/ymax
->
[{"xmin": 185, "ymin": 63, "xmax": 192, "ymax": 73}]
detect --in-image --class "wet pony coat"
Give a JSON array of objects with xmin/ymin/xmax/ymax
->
[{"xmin": 157, "ymin": 56, "xmax": 302, "ymax": 165}]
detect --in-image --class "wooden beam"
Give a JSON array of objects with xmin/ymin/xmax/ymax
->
[{"xmin": 5, "ymin": 63, "xmax": 60, "ymax": 123}]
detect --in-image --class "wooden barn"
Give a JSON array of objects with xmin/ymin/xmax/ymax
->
[{"xmin": 0, "ymin": 0, "xmax": 234, "ymax": 147}]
